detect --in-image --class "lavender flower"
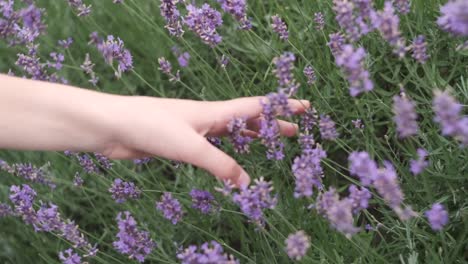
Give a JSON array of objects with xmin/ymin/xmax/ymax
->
[
  {"xmin": 35, "ymin": 203, "xmax": 62, "ymax": 232},
  {"xmin": 215, "ymin": 179, "xmax": 235, "ymax": 196},
  {"xmin": 232, "ymin": 177, "xmax": 277, "ymax": 226},
  {"xmin": 303, "ymin": 65, "xmax": 316, "ymax": 85},
  {"xmin": 177, "ymin": 52, "xmax": 190, "ymax": 68},
  {"xmin": 352, "ymin": 119, "xmax": 364, "ymax": 129},
  {"xmin": 393, "ymin": 0, "xmax": 410, "ymax": 14},
  {"xmin": 392, "ymin": 94, "xmax": 419, "ymax": 138},
  {"xmin": 77, "ymin": 154, "xmax": 99, "ymax": 174},
  {"xmin": 158, "ymin": 57, "xmax": 180, "ymax": 82},
  {"xmin": 273, "ymin": 52, "xmax": 299, "ymax": 96},
  {"xmin": 300, "ymin": 107, "xmax": 318, "ymax": 132},
  {"xmin": 373, "ymin": 161, "xmax": 404, "ymax": 209},
  {"xmin": 437, "ymin": 0, "xmax": 468, "ymax": 36},
  {"xmin": 314, "ymin": 12, "xmax": 325, "ymax": 30},
  {"xmin": 332, "ymin": 0, "xmax": 371, "ymax": 42},
  {"xmin": 272, "ymin": 15, "xmax": 288, "ymax": 40},
  {"xmin": 9, "ymin": 184, "xmax": 37, "ymax": 224},
  {"xmin": 58, "ymin": 37, "xmax": 73, "ymax": 48},
  {"xmin": 67, "ymin": 0, "xmax": 91, "ymax": 17},
  {"xmin": 177, "ymin": 241, "xmax": 239, "ymax": 264},
  {"xmin": 285, "ymin": 230, "xmax": 310, "ymax": 260},
  {"xmin": 410, "ymin": 35, "xmax": 429, "ymax": 64},
  {"xmin": 292, "ymin": 138, "xmax": 327, "ymax": 198},
  {"xmin": 0, "ymin": 203, "xmax": 12, "ymax": 217},
  {"xmin": 16, "ymin": 51, "xmax": 48, "ymax": 80},
  {"xmin": 433, "ymin": 90, "xmax": 468, "ymax": 146},
  {"xmin": 156, "ymin": 192, "xmax": 183, "ymax": 224},
  {"xmin": 189, "ymin": 189, "xmax": 216, "ymax": 214},
  {"xmin": 347, "ymin": 185, "xmax": 371, "ymax": 214},
  {"xmin": 348, "ymin": 151, "xmax": 378, "ymax": 186},
  {"xmin": 47, "ymin": 52, "xmax": 64, "ymax": 70},
  {"xmin": 109, "ymin": 179, "xmax": 142, "ymax": 203},
  {"xmin": 207, "ymin": 136, "xmax": 222, "ymax": 147},
  {"xmin": 371, "ymin": 2, "xmax": 406, "ymax": 58},
  {"xmin": 160, "ymin": 0, "xmax": 183, "ymax": 37},
  {"xmin": 14, "ymin": 163, "xmax": 55, "ymax": 188},
  {"xmin": 410, "ymin": 148, "xmax": 429, "ymax": 175},
  {"xmin": 319, "ymin": 115, "xmax": 339, "ymax": 140},
  {"xmin": 94, "ymin": 153, "xmax": 113, "ymax": 170},
  {"xmin": 227, "ymin": 117, "xmax": 252, "ymax": 154},
  {"xmin": 133, "ymin": 157, "xmax": 152, "ymax": 165},
  {"xmin": 97, "ymin": 35, "xmax": 133, "ymax": 78},
  {"xmin": 59, "ymin": 248, "xmax": 81, "ymax": 264},
  {"xmin": 220, "ymin": 54, "xmax": 229, "ymax": 68},
  {"xmin": 335, "ymin": 44, "xmax": 374, "ymax": 96},
  {"xmin": 425, "ymin": 203, "xmax": 449, "ymax": 231},
  {"xmin": 80, "ymin": 53, "xmax": 99, "ymax": 86},
  {"xmin": 218, "ymin": 0, "xmax": 251, "ymax": 29},
  {"xmin": 73, "ymin": 172, "xmax": 84, "ymax": 187},
  {"xmin": 113, "ymin": 211, "xmax": 156, "ymax": 262},
  {"xmin": 184, "ymin": 4, "xmax": 223, "ymax": 47}
]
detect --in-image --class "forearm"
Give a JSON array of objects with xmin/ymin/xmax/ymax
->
[{"xmin": 0, "ymin": 75, "xmax": 119, "ymax": 153}]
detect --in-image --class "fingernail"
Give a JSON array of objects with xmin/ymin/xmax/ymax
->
[{"xmin": 238, "ymin": 169, "xmax": 251, "ymax": 189}]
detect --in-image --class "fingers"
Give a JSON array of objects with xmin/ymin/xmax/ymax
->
[
  {"xmin": 247, "ymin": 118, "xmax": 299, "ymax": 137},
  {"xmin": 180, "ymin": 133, "xmax": 251, "ymax": 188},
  {"xmin": 220, "ymin": 97, "xmax": 310, "ymax": 119}
]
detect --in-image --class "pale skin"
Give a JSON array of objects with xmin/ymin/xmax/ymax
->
[{"xmin": 0, "ymin": 75, "xmax": 310, "ymax": 187}]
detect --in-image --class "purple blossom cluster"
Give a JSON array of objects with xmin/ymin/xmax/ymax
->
[
  {"xmin": 232, "ymin": 177, "xmax": 277, "ymax": 226},
  {"xmin": 160, "ymin": 0, "xmax": 184, "ymax": 37},
  {"xmin": 0, "ymin": 2, "xmax": 46, "ymax": 45},
  {"xmin": 328, "ymin": 32, "xmax": 345, "ymax": 57},
  {"xmin": 184, "ymin": 4, "xmax": 223, "ymax": 47},
  {"xmin": 67, "ymin": 0, "xmax": 91, "ymax": 17},
  {"xmin": 189, "ymin": 189, "xmax": 216, "ymax": 214},
  {"xmin": 410, "ymin": 148, "xmax": 429, "ymax": 176},
  {"xmin": 80, "ymin": 53, "xmax": 99, "ymax": 86},
  {"xmin": 133, "ymin": 157, "xmax": 152, "ymax": 165},
  {"xmin": 300, "ymin": 107, "xmax": 319, "ymax": 132},
  {"xmin": 73, "ymin": 172, "xmax": 84, "ymax": 187},
  {"xmin": 113, "ymin": 211, "xmax": 156, "ymax": 263},
  {"xmin": 285, "ymin": 230, "xmax": 310, "ymax": 260},
  {"xmin": 303, "ymin": 65, "xmax": 316, "ymax": 85},
  {"xmin": 177, "ymin": 241, "xmax": 239, "ymax": 264},
  {"xmin": 352, "ymin": 119, "xmax": 364, "ymax": 129},
  {"xmin": 58, "ymin": 37, "xmax": 73, "ymax": 49},
  {"xmin": 47, "ymin": 52, "xmax": 64, "ymax": 70},
  {"xmin": 273, "ymin": 52, "xmax": 299, "ymax": 95},
  {"xmin": 218, "ymin": 0, "xmax": 251, "ymax": 30},
  {"xmin": 58, "ymin": 248, "xmax": 82, "ymax": 264},
  {"xmin": 292, "ymin": 134, "xmax": 327, "ymax": 198},
  {"xmin": 348, "ymin": 185, "xmax": 372, "ymax": 214},
  {"xmin": 348, "ymin": 151, "xmax": 377, "ymax": 185},
  {"xmin": 371, "ymin": 2, "xmax": 407, "ymax": 58},
  {"xmin": 0, "ymin": 202, "xmax": 12, "ymax": 217},
  {"xmin": 335, "ymin": 44, "xmax": 374, "ymax": 97},
  {"xmin": 96, "ymin": 35, "xmax": 133, "ymax": 78},
  {"xmin": 94, "ymin": 153, "xmax": 113, "ymax": 169},
  {"xmin": 432, "ymin": 90, "xmax": 468, "ymax": 146},
  {"xmin": 425, "ymin": 203, "xmax": 449, "ymax": 231},
  {"xmin": 271, "ymin": 15, "xmax": 288, "ymax": 41},
  {"xmin": 156, "ymin": 192, "xmax": 183, "ymax": 224},
  {"xmin": 76, "ymin": 153, "xmax": 100, "ymax": 174},
  {"xmin": 0, "ymin": 161, "xmax": 55, "ymax": 188},
  {"xmin": 332, "ymin": 0, "xmax": 373, "ymax": 42},
  {"xmin": 392, "ymin": 94, "xmax": 419, "ymax": 138},
  {"xmin": 109, "ymin": 179, "xmax": 142, "ymax": 203},
  {"xmin": 410, "ymin": 35, "xmax": 429, "ymax": 64},
  {"xmin": 8, "ymin": 184, "xmax": 97, "ymax": 260},
  {"xmin": 314, "ymin": 12, "xmax": 325, "ymax": 30},
  {"xmin": 227, "ymin": 117, "xmax": 253, "ymax": 154},
  {"xmin": 393, "ymin": 0, "xmax": 410, "ymax": 14},
  {"xmin": 158, "ymin": 57, "xmax": 180, "ymax": 82},
  {"xmin": 319, "ymin": 115, "xmax": 339, "ymax": 140},
  {"xmin": 437, "ymin": 0, "xmax": 468, "ymax": 37}
]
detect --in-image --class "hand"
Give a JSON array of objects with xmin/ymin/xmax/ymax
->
[{"xmin": 100, "ymin": 96, "xmax": 310, "ymax": 187}]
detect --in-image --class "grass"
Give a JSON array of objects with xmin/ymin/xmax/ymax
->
[{"xmin": 0, "ymin": 0, "xmax": 467, "ymax": 263}]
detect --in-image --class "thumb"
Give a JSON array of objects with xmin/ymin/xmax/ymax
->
[{"xmin": 182, "ymin": 135, "xmax": 251, "ymax": 188}]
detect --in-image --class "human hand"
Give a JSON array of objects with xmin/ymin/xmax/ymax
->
[{"xmin": 100, "ymin": 96, "xmax": 310, "ymax": 187}]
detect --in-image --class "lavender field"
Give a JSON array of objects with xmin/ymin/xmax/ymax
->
[{"xmin": 0, "ymin": 0, "xmax": 467, "ymax": 263}]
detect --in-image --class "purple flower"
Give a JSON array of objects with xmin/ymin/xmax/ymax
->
[
  {"xmin": 352, "ymin": 119, "xmax": 364, "ymax": 129},
  {"xmin": 47, "ymin": 52, "xmax": 64, "ymax": 70},
  {"xmin": 371, "ymin": 2, "xmax": 407, "ymax": 58},
  {"xmin": 327, "ymin": 33, "xmax": 345, "ymax": 58},
  {"xmin": 184, "ymin": 4, "xmax": 223, "ymax": 47},
  {"xmin": 80, "ymin": 53, "xmax": 99, "ymax": 86},
  {"xmin": 215, "ymin": 179, "xmax": 235, "ymax": 196},
  {"xmin": 227, "ymin": 117, "xmax": 253, "ymax": 154},
  {"xmin": 177, "ymin": 52, "xmax": 190, "ymax": 67},
  {"xmin": 335, "ymin": 45, "xmax": 374, "ymax": 97},
  {"xmin": 437, "ymin": 0, "xmax": 468, "ymax": 36},
  {"xmin": 433, "ymin": 90, "xmax": 468, "ymax": 146},
  {"xmin": 14, "ymin": 163, "xmax": 55, "ymax": 188},
  {"xmin": 393, "ymin": 0, "xmax": 410, "ymax": 14},
  {"xmin": 15, "ymin": 52, "xmax": 48, "ymax": 80},
  {"xmin": 60, "ymin": 220, "xmax": 93, "ymax": 249},
  {"xmin": 158, "ymin": 57, "xmax": 172, "ymax": 74},
  {"xmin": 109, "ymin": 179, "xmax": 142, "ymax": 203},
  {"xmin": 273, "ymin": 52, "xmax": 299, "ymax": 96},
  {"xmin": 94, "ymin": 153, "xmax": 112, "ymax": 170},
  {"xmin": 332, "ymin": 0, "xmax": 371, "ymax": 42},
  {"xmin": 348, "ymin": 151, "xmax": 378, "ymax": 186},
  {"xmin": 177, "ymin": 241, "xmax": 239, "ymax": 264},
  {"xmin": 73, "ymin": 172, "xmax": 84, "ymax": 187},
  {"xmin": 9, "ymin": 184, "xmax": 37, "ymax": 224},
  {"xmin": 160, "ymin": 0, "xmax": 184, "ymax": 37},
  {"xmin": 300, "ymin": 107, "xmax": 318, "ymax": 132},
  {"xmin": 0, "ymin": 203, "xmax": 12, "ymax": 217},
  {"xmin": 410, "ymin": 148, "xmax": 429, "ymax": 175},
  {"xmin": 58, "ymin": 37, "xmax": 73, "ymax": 48},
  {"xmin": 35, "ymin": 202, "xmax": 63, "ymax": 232},
  {"xmin": 285, "ymin": 230, "xmax": 310, "ymax": 260},
  {"xmin": 207, "ymin": 136, "xmax": 222, "ymax": 147},
  {"xmin": 425, "ymin": 203, "xmax": 449, "ymax": 231},
  {"xmin": 314, "ymin": 12, "xmax": 325, "ymax": 30},
  {"xmin": 96, "ymin": 35, "xmax": 133, "ymax": 78},
  {"xmin": 292, "ymin": 138, "xmax": 327, "ymax": 198},
  {"xmin": 411, "ymin": 35, "xmax": 429, "ymax": 64},
  {"xmin": 77, "ymin": 154, "xmax": 99, "ymax": 174},
  {"xmin": 319, "ymin": 115, "xmax": 339, "ymax": 140},
  {"xmin": 303, "ymin": 65, "xmax": 316, "ymax": 85},
  {"xmin": 272, "ymin": 15, "xmax": 288, "ymax": 40},
  {"xmin": 113, "ymin": 211, "xmax": 156, "ymax": 262},
  {"xmin": 373, "ymin": 161, "xmax": 404, "ymax": 209},
  {"xmin": 59, "ymin": 248, "xmax": 82, "ymax": 264},
  {"xmin": 189, "ymin": 189, "xmax": 216, "ymax": 214},
  {"xmin": 392, "ymin": 94, "xmax": 419, "ymax": 138},
  {"xmin": 67, "ymin": 0, "xmax": 91, "ymax": 17},
  {"xmin": 218, "ymin": 0, "xmax": 251, "ymax": 29},
  {"xmin": 156, "ymin": 192, "xmax": 183, "ymax": 224},
  {"xmin": 232, "ymin": 177, "xmax": 277, "ymax": 226},
  {"xmin": 347, "ymin": 185, "xmax": 371, "ymax": 214},
  {"xmin": 220, "ymin": 54, "xmax": 229, "ymax": 68},
  {"xmin": 133, "ymin": 157, "xmax": 152, "ymax": 165}
]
